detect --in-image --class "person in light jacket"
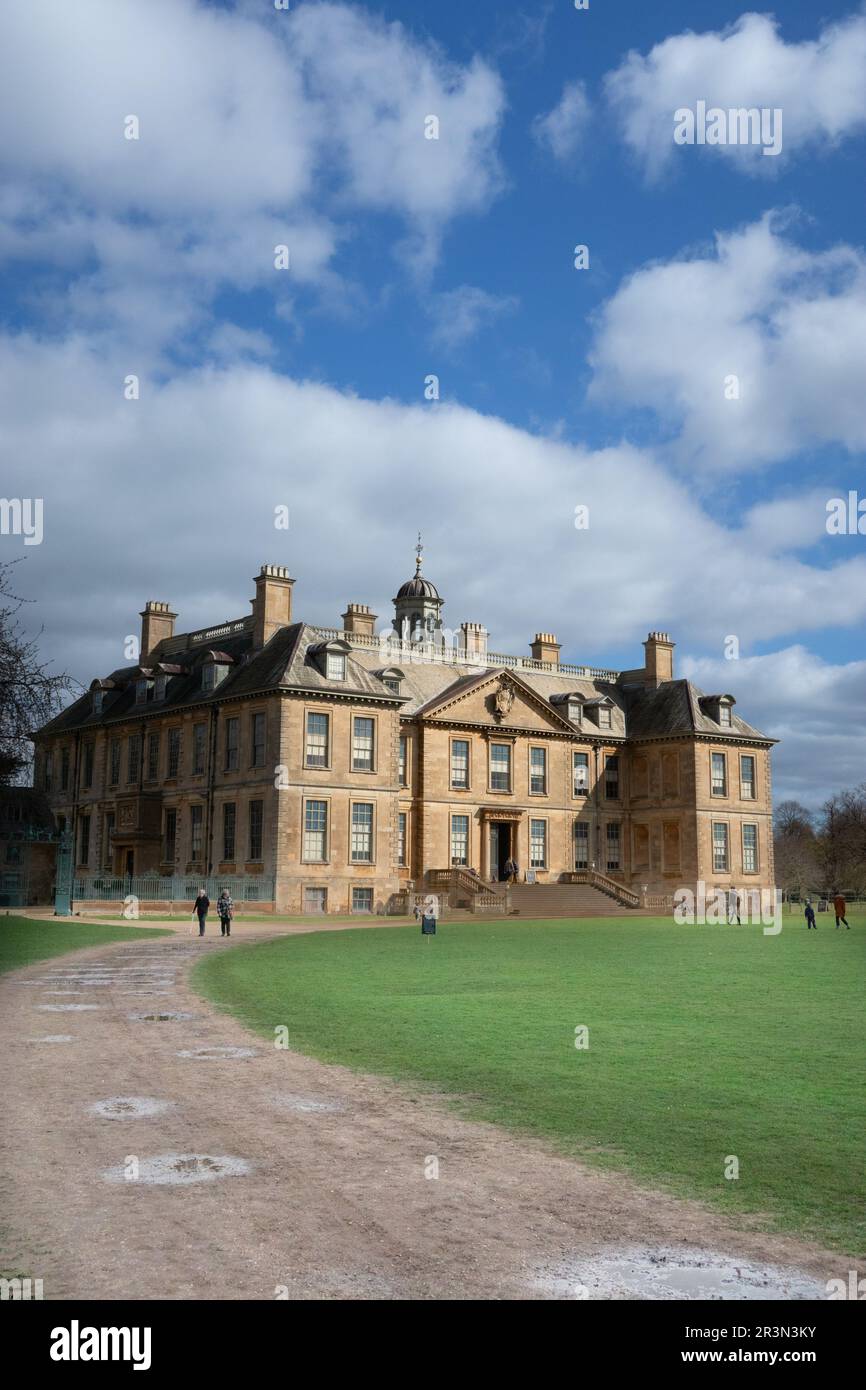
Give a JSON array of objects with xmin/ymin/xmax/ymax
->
[{"xmin": 217, "ymin": 888, "xmax": 234, "ymax": 938}]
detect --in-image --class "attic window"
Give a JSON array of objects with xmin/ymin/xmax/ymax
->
[
  {"xmin": 598, "ymin": 707, "xmax": 611, "ymax": 729},
  {"xmin": 135, "ymin": 678, "xmax": 151, "ymax": 705},
  {"xmin": 202, "ymin": 659, "xmax": 230, "ymax": 691},
  {"xmin": 378, "ymin": 667, "xmax": 404, "ymax": 694},
  {"xmin": 567, "ymin": 698, "xmax": 582, "ymax": 722},
  {"xmin": 719, "ymin": 704, "xmax": 732, "ymax": 727},
  {"xmin": 154, "ymin": 674, "xmax": 168, "ymax": 701},
  {"xmin": 93, "ymin": 690, "xmax": 104, "ymax": 714},
  {"xmin": 326, "ymin": 653, "xmax": 346, "ymax": 681}
]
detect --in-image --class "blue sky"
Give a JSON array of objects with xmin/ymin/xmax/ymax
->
[{"xmin": 1, "ymin": 0, "xmax": 865, "ymax": 804}]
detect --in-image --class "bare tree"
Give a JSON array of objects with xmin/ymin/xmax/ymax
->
[
  {"xmin": 0, "ymin": 560, "xmax": 78, "ymax": 785},
  {"xmin": 773, "ymin": 800, "xmax": 819, "ymax": 900},
  {"xmin": 818, "ymin": 786, "xmax": 866, "ymax": 896}
]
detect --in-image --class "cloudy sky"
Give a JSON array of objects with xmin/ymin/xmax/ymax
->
[{"xmin": 2, "ymin": 0, "xmax": 865, "ymax": 806}]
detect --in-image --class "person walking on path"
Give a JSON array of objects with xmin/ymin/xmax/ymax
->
[
  {"xmin": 805, "ymin": 900, "xmax": 817, "ymax": 930},
  {"xmin": 193, "ymin": 887, "xmax": 210, "ymax": 937},
  {"xmin": 217, "ymin": 888, "xmax": 234, "ymax": 937},
  {"xmin": 833, "ymin": 891, "xmax": 850, "ymax": 929}
]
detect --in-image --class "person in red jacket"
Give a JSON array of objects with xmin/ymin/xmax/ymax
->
[{"xmin": 833, "ymin": 892, "xmax": 850, "ymax": 930}]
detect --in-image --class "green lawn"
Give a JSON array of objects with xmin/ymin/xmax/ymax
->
[
  {"xmin": 0, "ymin": 916, "xmax": 171, "ymax": 973},
  {"xmin": 193, "ymin": 913, "xmax": 866, "ymax": 1254}
]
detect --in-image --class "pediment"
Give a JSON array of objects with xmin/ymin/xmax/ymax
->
[{"xmin": 419, "ymin": 670, "xmax": 576, "ymax": 733}]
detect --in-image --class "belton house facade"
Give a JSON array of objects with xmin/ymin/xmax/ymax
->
[{"xmin": 33, "ymin": 549, "xmax": 776, "ymax": 914}]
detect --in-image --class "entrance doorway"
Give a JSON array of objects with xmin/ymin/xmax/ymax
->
[
  {"xmin": 124, "ymin": 850, "xmax": 135, "ymax": 878},
  {"xmin": 489, "ymin": 821, "xmax": 513, "ymax": 881}
]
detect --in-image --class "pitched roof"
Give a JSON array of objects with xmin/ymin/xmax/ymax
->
[{"xmin": 623, "ymin": 679, "xmax": 773, "ymax": 742}]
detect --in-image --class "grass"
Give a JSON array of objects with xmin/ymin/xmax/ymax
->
[
  {"xmin": 0, "ymin": 916, "xmax": 171, "ymax": 974},
  {"xmin": 193, "ymin": 911, "xmax": 866, "ymax": 1255}
]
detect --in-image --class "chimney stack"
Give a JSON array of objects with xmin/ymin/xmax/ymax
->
[
  {"xmin": 342, "ymin": 603, "xmax": 377, "ymax": 637},
  {"xmin": 460, "ymin": 621, "xmax": 489, "ymax": 660},
  {"xmin": 139, "ymin": 601, "xmax": 177, "ymax": 662},
  {"xmin": 251, "ymin": 565, "xmax": 294, "ymax": 648},
  {"xmin": 643, "ymin": 631, "xmax": 675, "ymax": 687},
  {"xmin": 530, "ymin": 632, "xmax": 561, "ymax": 665}
]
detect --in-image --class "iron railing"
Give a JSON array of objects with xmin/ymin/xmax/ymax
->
[{"xmin": 72, "ymin": 873, "xmax": 276, "ymax": 902}]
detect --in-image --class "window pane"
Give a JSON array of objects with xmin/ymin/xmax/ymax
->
[
  {"xmin": 740, "ymin": 755, "xmax": 755, "ymax": 797},
  {"xmin": 398, "ymin": 736, "xmax": 407, "ymax": 786},
  {"xmin": 530, "ymin": 747, "xmax": 546, "ymax": 794},
  {"xmin": 352, "ymin": 718, "xmax": 375, "ymax": 771},
  {"xmin": 451, "ymin": 739, "xmax": 469, "ymax": 788},
  {"xmin": 713, "ymin": 823, "xmax": 729, "ymax": 871},
  {"xmin": 351, "ymin": 803, "xmax": 373, "ymax": 862},
  {"xmin": 574, "ymin": 821, "xmax": 589, "ymax": 868},
  {"xmin": 225, "ymin": 717, "xmax": 239, "ymax": 770},
  {"xmin": 303, "ymin": 800, "xmax": 327, "ymax": 861},
  {"xmin": 248, "ymin": 800, "xmax": 263, "ymax": 860},
  {"xmin": 305, "ymin": 712, "xmax": 329, "ymax": 767},
  {"xmin": 490, "ymin": 743, "xmax": 510, "ymax": 791},
  {"xmin": 168, "ymin": 728, "xmax": 181, "ymax": 777},
  {"xmin": 743, "ymin": 824, "xmax": 758, "ymax": 872},
  {"xmin": 190, "ymin": 804, "xmax": 203, "ymax": 859},
  {"xmin": 223, "ymin": 803, "xmax": 236, "ymax": 861},
  {"xmin": 252, "ymin": 713, "xmax": 266, "ymax": 767},
  {"xmin": 530, "ymin": 818, "xmax": 546, "ymax": 868},
  {"xmin": 193, "ymin": 724, "xmax": 206, "ymax": 775},
  {"xmin": 573, "ymin": 752, "xmax": 589, "ymax": 795},
  {"xmin": 711, "ymin": 753, "xmax": 727, "ymax": 795},
  {"xmin": 606, "ymin": 822, "xmax": 620, "ymax": 871},
  {"xmin": 397, "ymin": 812, "xmax": 407, "ymax": 866},
  {"xmin": 605, "ymin": 754, "xmax": 619, "ymax": 799},
  {"xmin": 451, "ymin": 814, "xmax": 469, "ymax": 866},
  {"xmin": 352, "ymin": 887, "xmax": 373, "ymax": 913},
  {"xmin": 147, "ymin": 733, "xmax": 160, "ymax": 780},
  {"xmin": 326, "ymin": 653, "xmax": 345, "ymax": 680}
]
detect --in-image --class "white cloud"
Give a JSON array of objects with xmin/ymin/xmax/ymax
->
[
  {"xmin": 426, "ymin": 285, "xmax": 519, "ymax": 350},
  {"xmin": 0, "ymin": 0, "xmax": 506, "ymax": 341},
  {"xmin": 681, "ymin": 646, "xmax": 866, "ymax": 805},
  {"xmin": 532, "ymin": 81, "xmax": 590, "ymax": 162},
  {"xmin": 5, "ymin": 334, "xmax": 866, "ymax": 695},
  {"xmin": 588, "ymin": 213, "xmax": 866, "ymax": 471},
  {"xmin": 605, "ymin": 10, "xmax": 866, "ymax": 178}
]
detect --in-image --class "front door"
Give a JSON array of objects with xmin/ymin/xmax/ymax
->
[
  {"xmin": 125, "ymin": 850, "xmax": 135, "ymax": 879},
  {"xmin": 490, "ymin": 822, "xmax": 511, "ymax": 881}
]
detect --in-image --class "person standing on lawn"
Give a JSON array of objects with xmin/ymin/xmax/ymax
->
[
  {"xmin": 193, "ymin": 887, "xmax": 210, "ymax": 937},
  {"xmin": 833, "ymin": 891, "xmax": 850, "ymax": 929},
  {"xmin": 805, "ymin": 900, "xmax": 817, "ymax": 930},
  {"xmin": 217, "ymin": 888, "xmax": 234, "ymax": 937}
]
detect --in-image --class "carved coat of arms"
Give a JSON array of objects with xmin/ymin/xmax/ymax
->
[{"xmin": 493, "ymin": 683, "xmax": 514, "ymax": 722}]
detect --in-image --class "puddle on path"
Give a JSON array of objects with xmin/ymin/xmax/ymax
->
[
  {"xmin": 273, "ymin": 1093, "xmax": 346, "ymax": 1114},
  {"xmin": 532, "ymin": 1246, "xmax": 827, "ymax": 1300},
  {"xmin": 89, "ymin": 1096, "xmax": 173, "ymax": 1120},
  {"xmin": 176, "ymin": 1045, "xmax": 258, "ymax": 1060},
  {"xmin": 103, "ymin": 1153, "xmax": 251, "ymax": 1185}
]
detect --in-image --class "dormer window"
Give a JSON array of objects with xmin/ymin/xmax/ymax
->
[
  {"xmin": 154, "ymin": 674, "xmax": 168, "ymax": 701},
  {"xmin": 377, "ymin": 667, "xmax": 404, "ymax": 695},
  {"xmin": 201, "ymin": 651, "xmax": 232, "ymax": 691},
  {"xmin": 93, "ymin": 690, "xmax": 104, "ymax": 715},
  {"xmin": 309, "ymin": 637, "xmax": 351, "ymax": 682},
  {"xmin": 568, "ymin": 698, "xmax": 582, "ymax": 722},
  {"xmin": 700, "ymin": 694, "xmax": 736, "ymax": 728},
  {"xmin": 581, "ymin": 696, "xmax": 615, "ymax": 729},
  {"xmin": 135, "ymin": 678, "xmax": 150, "ymax": 705}
]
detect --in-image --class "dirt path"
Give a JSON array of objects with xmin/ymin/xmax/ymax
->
[{"xmin": 1, "ymin": 927, "xmax": 858, "ymax": 1301}]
